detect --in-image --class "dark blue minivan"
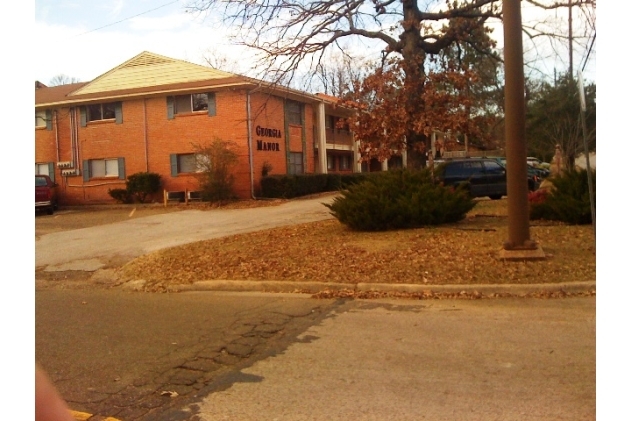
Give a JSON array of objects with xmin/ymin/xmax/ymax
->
[{"xmin": 435, "ymin": 158, "xmax": 507, "ymax": 200}]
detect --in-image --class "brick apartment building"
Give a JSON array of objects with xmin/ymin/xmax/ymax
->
[{"xmin": 35, "ymin": 51, "xmax": 367, "ymax": 205}]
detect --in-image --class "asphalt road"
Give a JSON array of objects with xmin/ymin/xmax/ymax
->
[
  {"xmin": 36, "ymin": 289, "xmax": 595, "ymax": 421},
  {"xmin": 36, "ymin": 289, "xmax": 340, "ymax": 421},
  {"xmin": 36, "ymin": 195, "xmax": 337, "ymax": 272}
]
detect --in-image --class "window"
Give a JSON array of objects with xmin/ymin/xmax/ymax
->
[
  {"xmin": 444, "ymin": 161, "xmax": 483, "ymax": 178},
  {"xmin": 35, "ymin": 162, "xmax": 55, "ymax": 182},
  {"xmin": 288, "ymin": 152, "xmax": 303, "ymax": 175},
  {"xmin": 82, "ymin": 158, "xmax": 125, "ymax": 180},
  {"xmin": 35, "ymin": 110, "xmax": 47, "ymax": 128},
  {"xmin": 325, "ymin": 115, "xmax": 334, "ymax": 130},
  {"xmin": 336, "ymin": 118, "xmax": 350, "ymax": 134},
  {"xmin": 170, "ymin": 153, "xmax": 203, "ymax": 176},
  {"xmin": 88, "ymin": 103, "xmax": 116, "ymax": 121},
  {"xmin": 287, "ymin": 100, "xmax": 302, "ymax": 126},
  {"xmin": 388, "ymin": 156, "xmax": 403, "ymax": 169},
  {"xmin": 80, "ymin": 102, "xmax": 122, "ymax": 126},
  {"xmin": 175, "ymin": 94, "xmax": 208, "ymax": 113},
  {"xmin": 327, "ymin": 154, "xmax": 335, "ymax": 170},
  {"xmin": 340, "ymin": 155, "xmax": 351, "ymax": 170},
  {"xmin": 483, "ymin": 160, "xmax": 505, "ymax": 174},
  {"xmin": 167, "ymin": 93, "xmax": 216, "ymax": 119}
]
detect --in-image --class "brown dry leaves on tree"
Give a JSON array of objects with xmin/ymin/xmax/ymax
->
[
  {"xmin": 343, "ymin": 57, "xmax": 498, "ymax": 164},
  {"xmin": 119, "ymin": 199, "xmax": 595, "ymax": 292}
]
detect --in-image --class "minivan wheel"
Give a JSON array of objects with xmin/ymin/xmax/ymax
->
[{"xmin": 489, "ymin": 195, "xmax": 502, "ymax": 200}]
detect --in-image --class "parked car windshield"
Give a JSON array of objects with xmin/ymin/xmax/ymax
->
[{"xmin": 36, "ymin": 176, "xmax": 48, "ymax": 187}]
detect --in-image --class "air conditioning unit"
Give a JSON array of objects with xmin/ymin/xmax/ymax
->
[
  {"xmin": 57, "ymin": 161, "xmax": 72, "ymax": 169},
  {"xmin": 61, "ymin": 169, "xmax": 79, "ymax": 176},
  {"xmin": 187, "ymin": 191, "xmax": 202, "ymax": 201}
]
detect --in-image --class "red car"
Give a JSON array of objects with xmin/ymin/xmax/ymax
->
[{"xmin": 35, "ymin": 175, "xmax": 58, "ymax": 215}]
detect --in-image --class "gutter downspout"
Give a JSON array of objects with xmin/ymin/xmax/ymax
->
[
  {"xmin": 144, "ymin": 98, "xmax": 149, "ymax": 171},
  {"xmin": 247, "ymin": 85, "xmax": 263, "ymax": 199},
  {"xmin": 247, "ymin": 91, "xmax": 255, "ymax": 199},
  {"xmin": 54, "ymin": 110, "xmax": 60, "ymax": 163}
]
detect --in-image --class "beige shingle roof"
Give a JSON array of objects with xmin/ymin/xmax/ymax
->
[{"xmin": 70, "ymin": 51, "xmax": 237, "ymax": 96}]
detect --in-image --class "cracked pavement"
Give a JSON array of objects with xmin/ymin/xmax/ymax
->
[{"xmin": 35, "ymin": 289, "xmax": 342, "ymax": 420}]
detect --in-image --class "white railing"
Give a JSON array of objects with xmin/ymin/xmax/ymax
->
[{"xmin": 441, "ymin": 150, "xmax": 503, "ymax": 158}]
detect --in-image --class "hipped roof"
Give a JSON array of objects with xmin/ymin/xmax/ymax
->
[{"xmin": 35, "ymin": 51, "xmax": 339, "ymax": 109}]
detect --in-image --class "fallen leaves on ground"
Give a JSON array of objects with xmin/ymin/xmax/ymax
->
[{"xmin": 118, "ymin": 199, "xmax": 595, "ymax": 293}]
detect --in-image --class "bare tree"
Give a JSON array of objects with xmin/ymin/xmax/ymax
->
[
  {"xmin": 48, "ymin": 74, "xmax": 81, "ymax": 86},
  {"xmin": 200, "ymin": 47, "xmax": 243, "ymax": 74},
  {"xmin": 187, "ymin": 0, "xmax": 595, "ymax": 164},
  {"xmin": 310, "ymin": 52, "xmax": 369, "ymax": 98}
]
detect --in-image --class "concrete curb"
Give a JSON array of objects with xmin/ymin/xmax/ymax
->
[{"xmin": 155, "ymin": 279, "xmax": 596, "ymax": 295}]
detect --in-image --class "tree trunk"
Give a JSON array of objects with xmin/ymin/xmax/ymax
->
[{"xmin": 400, "ymin": 1, "xmax": 428, "ymax": 168}]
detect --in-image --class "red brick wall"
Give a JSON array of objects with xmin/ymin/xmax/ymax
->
[
  {"xmin": 249, "ymin": 94, "xmax": 286, "ymax": 195},
  {"xmin": 36, "ymin": 88, "xmax": 322, "ymax": 204}
]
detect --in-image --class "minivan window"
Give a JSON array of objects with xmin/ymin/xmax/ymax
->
[
  {"xmin": 461, "ymin": 161, "xmax": 483, "ymax": 177},
  {"xmin": 483, "ymin": 161, "xmax": 505, "ymax": 174}
]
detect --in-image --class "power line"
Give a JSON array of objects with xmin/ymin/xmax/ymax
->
[
  {"xmin": 70, "ymin": 0, "xmax": 180, "ymax": 38},
  {"xmin": 581, "ymin": 30, "xmax": 596, "ymax": 72}
]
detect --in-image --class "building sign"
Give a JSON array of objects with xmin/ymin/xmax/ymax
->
[
  {"xmin": 256, "ymin": 140, "xmax": 280, "ymax": 151},
  {"xmin": 256, "ymin": 126, "xmax": 282, "ymax": 138},
  {"xmin": 255, "ymin": 125, "xmax": 282, "ymax": 151}
]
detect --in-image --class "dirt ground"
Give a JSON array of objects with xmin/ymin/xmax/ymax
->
[{"xmin": 35, "ymin": 198, "xmax": 596, "ymax": 294}]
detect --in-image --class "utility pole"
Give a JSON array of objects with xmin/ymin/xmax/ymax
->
[
  {"xmin": 499, "ymin": 0, "xmax": 545, "ymax": 260},
  {"xmin": 569, "ymin": 0, "xmax": 573, "ymax": 77}
]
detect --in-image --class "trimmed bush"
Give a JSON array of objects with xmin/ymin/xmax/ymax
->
[
  {"xmin": 126, "ymin": 172, "xmax": 162, "ymax": 203},
  {"xmin": 260, "ymin": 172, "xmax": 386, "ymax": 199},
  {"xmin": 529, "ymin": 168, "xmax": 595, "ymax": 224},
  {"xmin": 324, "ymin": 169, "xmax": 476, "ymax": 231},
  {"xmin": 108, "ymin": 188, "xmax": 133, "ymax": 204}
]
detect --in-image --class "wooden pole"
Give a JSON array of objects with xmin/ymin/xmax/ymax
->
[{"xmin": 502, "ymin": 0, "xmax": 536, "ymax": 250}]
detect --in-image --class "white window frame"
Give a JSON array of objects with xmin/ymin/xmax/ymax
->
[
  {"xmin": 90, "ymin": 158, "xmax": 120, "ymax": 178},
  {"xmin": 87, "ymin": 103, "xmax": 116, "ymax": 122},
  {"xmin": 174, "ymin": 94, "xmax": 209, "ymax": 114},
  {"xmin": 35, "ymin": 163, "xmax": 50, "ymax": 176}
]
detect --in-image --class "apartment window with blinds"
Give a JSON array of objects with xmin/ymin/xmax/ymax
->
[
  {"xmin": 80, "ymin": 102, "xmax": 122, "ymax": 125},
  {"xmin": 167, "ymin": 93, "xmax": 216, "ymax": 119},
  {"xmin": 287, "ymin": 100, "xmax": 302, "ymax": 126},
  {"xmin": 82, "ymin": 158, "xmax": 126, "ymax": 181},
  {"xmin": 339, "ymin": 155, "xmax": 351, "ymax": 170},
  {"xmin": 288, "ymin": 152, "xmax": 303, "ymax": 175},
  {"xmin": 170, "ymin": 153, "xmax": 206, "ymax": 176}
]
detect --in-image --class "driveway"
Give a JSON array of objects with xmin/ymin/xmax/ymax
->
[{"xmin": 36, "ymin": 195, "xmax": 337, "ymax": 273}]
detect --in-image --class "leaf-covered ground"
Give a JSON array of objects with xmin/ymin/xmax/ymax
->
[{"xmin": 118, "ymin": 199, "xmax": 596, "ymax": 291}]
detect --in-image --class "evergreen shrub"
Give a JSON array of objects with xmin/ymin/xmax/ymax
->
[
  {"xmin": 324, "ymin": 169, "xmax": 476, "ymax": 231},
  {"xmin": 261, "ymin": 172, "xmax": 391, "ymax": 199},
  {"xmin": 108, "ymin": 188, "xmax": 133, "ymax": 204},
  {"xmin": 529, "ymin": 168, "xmax": 595, "ymax": 224},
  {"xmin": 126, "ymin": 172, "xmax": 162, "ymax": 203}
]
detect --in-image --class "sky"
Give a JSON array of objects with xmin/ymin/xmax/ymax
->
[
  {"xmin": 32, "ymin": 0, "xmax": 596, "ymax": 87},
  {"xmin": 34, "ymin": 0, "xmax": 252, "ymax": 84}
]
